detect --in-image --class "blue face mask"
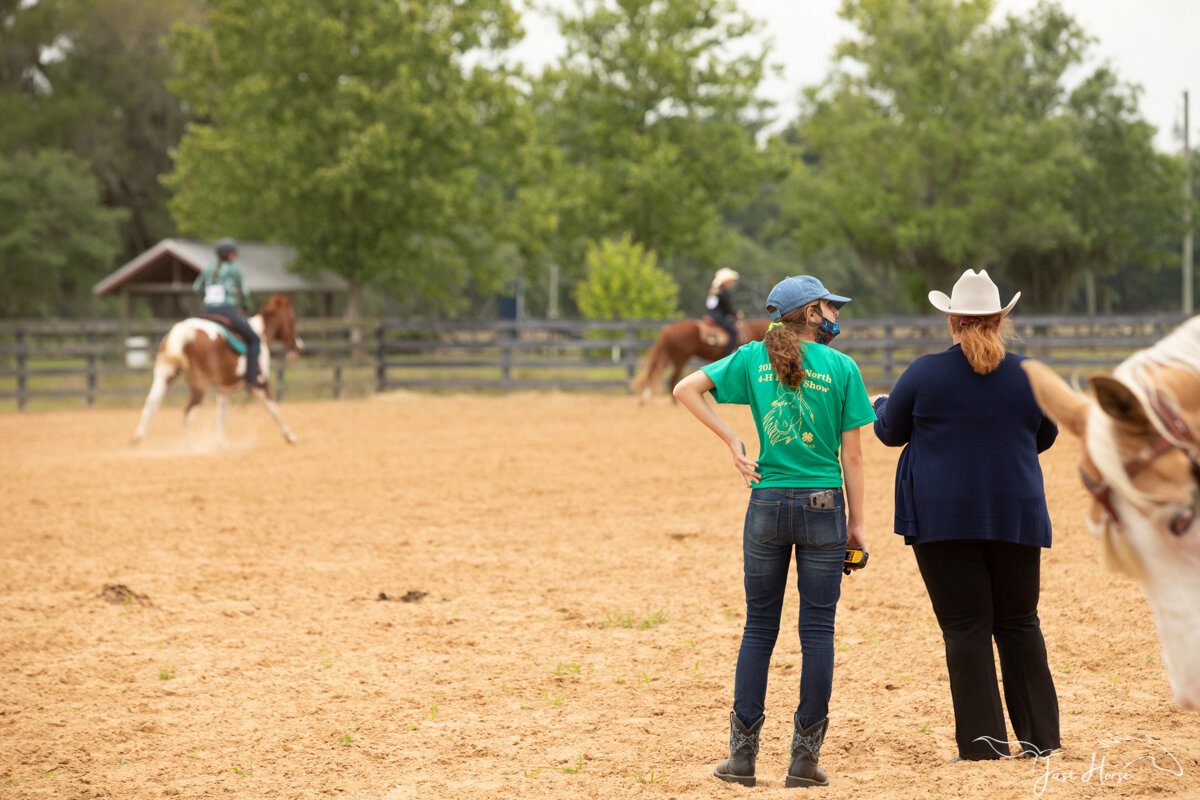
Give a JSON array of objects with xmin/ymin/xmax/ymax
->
[{"xmin": 817, "ymin": 317, "xmax": 840, "ymax": 344}]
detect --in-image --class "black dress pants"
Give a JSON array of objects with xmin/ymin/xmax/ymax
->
[{"xmin": 912, "ymin": 539, "xmax": 1060, "ymax": 760}]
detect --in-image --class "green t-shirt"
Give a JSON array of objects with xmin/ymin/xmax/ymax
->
[
  {"xmin": 701, "ymin": 340, "xmax": 876, "ymax": 488},
  {"xmin": 193, "ymin": 260, "xmax": 250, "ymax": 309}
]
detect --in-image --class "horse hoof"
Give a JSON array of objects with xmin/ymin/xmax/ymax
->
[{"xmin": 285, "ymin": 433, "xmax": 298, "ymax": 445}]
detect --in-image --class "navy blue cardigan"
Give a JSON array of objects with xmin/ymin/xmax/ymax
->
[{"xmin": 873, "ymin": 345, "xmax": 1058, "ymax": 547}]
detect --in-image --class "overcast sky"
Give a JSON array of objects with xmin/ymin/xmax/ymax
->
[{"xmin": 510, "ymin": 0, "xmax": 1198, "ymax": 153}]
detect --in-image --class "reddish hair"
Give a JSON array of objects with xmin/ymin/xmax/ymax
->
[{"xmin": 951, "ymin": 314, "xmax": 1014, "ymax": 375}]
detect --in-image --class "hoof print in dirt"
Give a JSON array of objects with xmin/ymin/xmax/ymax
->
[
  {"xmin": 101, "ymin": 584, "xmax": 151, "ymax": 606},
  {"xmin": 377, "ymin": 590, "xmax": 430, "ymax": 603}
]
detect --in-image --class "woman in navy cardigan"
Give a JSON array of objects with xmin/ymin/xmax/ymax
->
[{"xmin": 872, "ymin": 269, "xmax": 1060, "ymax": 762}]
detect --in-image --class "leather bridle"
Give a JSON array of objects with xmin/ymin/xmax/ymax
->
[{"xmin": 1080, "ymin": 385, "xmax": 1200, "ymax": 536}]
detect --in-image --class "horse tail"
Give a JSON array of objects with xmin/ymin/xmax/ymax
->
[
  {"xmin": 629, "ymin": 332, "xmax": 670, "ymax": 394},
  {"xmin": 155, "ymin": 322, "xmax": 192, "ymax": 373}
]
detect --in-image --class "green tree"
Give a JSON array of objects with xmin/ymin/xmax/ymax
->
[
  {"xmin": 575, "ymin": 234, "xmax": 679, "ymax": 320},
  {"xmin": 781, "ymin": 0, "xmax": 1184, "ymax": 312},
  {"xmin": 166, "ymin": 0, "xmax": 529, "ymax": 315},
  {"xmin": 0, "ymin": 0, "xmax": 200, "ymax": 258},
  {"xmin": 0, "ymin": 149, "xmax": 126, "ymax": 317},
  {"xmin": 1048, "ymin": 66, "xmax": 1186, "ymax": 313},
  {"xmin": 533, "ymin": 0, "xmax": 771, "ymax": 296}
]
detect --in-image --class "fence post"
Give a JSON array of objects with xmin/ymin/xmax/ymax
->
[
  {"xmin": 333, "ymin": 363, "xmax": 343, "ymax": 400},
  {"xmin": 625, "ymin": 322, "xmax": 639, "ymax": 388},
  {"xmin": 375, "ymin": 322, "xmax": 386, "ymax": 393},
  {"xmin": 86, "ymin": 331, "xmax": 97, "ymax": 407},
  {"xmin": 883, "ymin": 324, "xmax": 894, "ymax": 385},
  {"xmin": 16, "ymin": 329, "xmax": 27, "ymax": 411},
  {"xmin": 500, "ymin": 321, "xmax": 513, "ymax": 393},
  {"xmin": 275, "ymin": 357, "xmax": 286, "ymax": 402}
]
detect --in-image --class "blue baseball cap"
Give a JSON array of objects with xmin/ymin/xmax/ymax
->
[{"xmin": 764, "ymin": 276, "xmax": 852, "ymax": 320}]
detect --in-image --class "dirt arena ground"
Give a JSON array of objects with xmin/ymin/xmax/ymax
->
[{"xmin": 1, "ymin": 391, "xmax": 1197, "ymax": 799}]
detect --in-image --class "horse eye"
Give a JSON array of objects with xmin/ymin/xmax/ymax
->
[{"xmin": 1171, "ymin": 507, "xmax": 1195, "ymax": 536}]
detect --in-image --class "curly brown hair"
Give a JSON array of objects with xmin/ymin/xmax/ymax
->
[{"xmin": 764, "ymin": 304, "xmax": 821, "ymax": 390}]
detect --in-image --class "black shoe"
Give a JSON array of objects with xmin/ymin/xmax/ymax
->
[
  {"xmin": 786, "ymin": 715, "xmax": 829, "ymax": 788},
  {"xmin": 714, "ymin": 711, "xmax": 763, "ymax": 787}
]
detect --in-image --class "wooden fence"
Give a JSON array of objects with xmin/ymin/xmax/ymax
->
[{"xmin": 0, "ymin": 314, "xmax": 1189, "ymax": 410}]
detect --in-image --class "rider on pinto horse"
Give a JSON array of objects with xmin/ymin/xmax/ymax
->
[
  {"xmin": 192, "ymin": 237, "xmax": 263, "ymax": 388},
  {"xmin": 706, "ymin": 267, "xmax": 741, "ymax": 356}
]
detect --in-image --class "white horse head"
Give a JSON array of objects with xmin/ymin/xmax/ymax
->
[{"xmin": 1023, "ymin": 317, "xmax": 1200, "ymax": 709}]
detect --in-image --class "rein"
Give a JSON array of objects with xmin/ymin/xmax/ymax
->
[{"xmin": 1083, "ymin": 384, "xmax": 1200, "ymax": 535}]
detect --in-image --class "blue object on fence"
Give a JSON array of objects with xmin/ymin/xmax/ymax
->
[{"xmin": 499, "ymin": 277, "xmax": 524, "ymax": 320}]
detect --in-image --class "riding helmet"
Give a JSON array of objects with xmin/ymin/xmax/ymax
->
[{"xmin": 215, "ymin": 237, "xmax": 238, "ymax": 260}]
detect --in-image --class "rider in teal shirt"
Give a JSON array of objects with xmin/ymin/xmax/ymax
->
[{"xmin": 193, "ymin": 238, "xmax": 261, "ymax": 387}]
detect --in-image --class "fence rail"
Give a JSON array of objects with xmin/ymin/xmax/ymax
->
[{"xmin": 0, "ymin": 314, "xmax": 1188, "ymax": 410}]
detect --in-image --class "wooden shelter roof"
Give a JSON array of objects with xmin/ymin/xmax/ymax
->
[{"xmin": 93, "ymin": 239, "xmax": 349, "ymax": 296}]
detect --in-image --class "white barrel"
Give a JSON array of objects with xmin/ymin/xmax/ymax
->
[{"xmin": 125, "ymin": 336, "xmax": 150, "ymax": 368}]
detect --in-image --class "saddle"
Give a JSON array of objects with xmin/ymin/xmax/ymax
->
[
  {"xmin": 198, "ymin": 313, "xmax": 248, "ymax": 356},
  {"xmin": 700, "ymin": 316, "xmax": 748, "ymax": 349}
]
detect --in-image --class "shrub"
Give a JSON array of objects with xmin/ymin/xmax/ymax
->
[{"xmin": 575, "ymin": 235, "xmax": 679, "ymax": 320}]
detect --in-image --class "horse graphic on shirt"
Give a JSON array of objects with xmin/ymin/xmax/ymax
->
[{"xmin": 763, "ymin": 385, "xmax": 813, "ymax": 447}]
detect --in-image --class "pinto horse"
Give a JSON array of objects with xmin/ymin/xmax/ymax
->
[
  {"xmin": 133, "ymin": 294, "xmax": 304, "ymax": 446},
  {"xmin": 630, "ymin": 318, "xmax": 771, "ymax": 401},
  {"xmin": 1022, "ymin": 316, "xmax": 1200, "ymax": 709}
]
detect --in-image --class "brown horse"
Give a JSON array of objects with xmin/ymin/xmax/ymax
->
[
  {"xmin": 1022, "ymin": 316, "xmax": 1200, "ymax": 709},
  {"xmin": 630, "ymin": 318, "xmax": 771, "ymax": 401},
  {"xmin": 133, "ymin": 294, "xmax": 304, "ymax": 446}
]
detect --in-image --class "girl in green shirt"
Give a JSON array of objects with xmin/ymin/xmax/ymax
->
[
  {"xmin": 673, "ymin": 275, "xmax": 874, "ymax": 788},
  {"xmin": 192, "ymin": 237, "xmax": 262, "ymax": 388}
]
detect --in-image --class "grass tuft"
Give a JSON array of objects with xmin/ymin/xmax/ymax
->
[{"xmin": 601, "ymin": 611, "xmax": 667, "ymax": 630}]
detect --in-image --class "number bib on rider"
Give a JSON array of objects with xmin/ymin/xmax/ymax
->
[{"xmin": 204, "ymin": 284, "xmax": 227, "ymax": 305}]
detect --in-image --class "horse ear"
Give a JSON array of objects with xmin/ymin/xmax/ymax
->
[
  {"xmin": 1090, "ymin": 374, "xmax": 1154, "ymax": 433},
  {"xmin": 1021, "ymin": 359, "xmax": 1089, "ymax": 437}
]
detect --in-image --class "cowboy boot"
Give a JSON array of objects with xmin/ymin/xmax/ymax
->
[
  {"xmin": 785, "ymin": 715, "xmax": 829, "ymax": 788},
  {"xmin": 713, "ymin": 711, "xmax": 764, "ymax": 787}
]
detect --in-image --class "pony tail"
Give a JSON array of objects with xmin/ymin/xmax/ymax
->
[
  {"xmin": 954, "ymin": 314, "xmax": 1014, "ymax": 375},
  {"xmin": 764, "ymin": 307, "xmax": 811, "ymax": 390}
]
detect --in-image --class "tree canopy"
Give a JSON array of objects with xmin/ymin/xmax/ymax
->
[
  {"xmin": 0, "ymin": 0, "xmax": 1192, "ymax": 318},
  {"xmin": 166, "ymin": 0, "xmax": 531, "ymax": 314},
  {"xmin": 532, "ymin": 0, "xmax": 772, "ymax": 302},
  {"xmin": 0, "ymin": 149, "xmax": 126, "ymax": 317},
  {"xmin": 780, "ymin": 0, "xmax": 1187, "ymax": 311},
  {"xmin": 0, "ymin": 0, "xmax": 198, "ymax": 258}
]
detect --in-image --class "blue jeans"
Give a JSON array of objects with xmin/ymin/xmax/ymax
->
[
  {"xmin": 713, "ymin": 313, "xmax": 739, "ymax": 355},
  {"xmin": 733, "ymin": 487, "xmax": 847, "ymax": 730},
  {"xmin": 203, "ymin": 304, "xmax": 261, "ymax": 385}
]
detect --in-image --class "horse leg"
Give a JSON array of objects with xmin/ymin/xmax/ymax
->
[
  {"xmin": 250, "ymin": 386, "xmax": 297, "ymax": 444},
  {"xmin": 132, "ymin": 363, "xmax": 177, "ymax": 444},
  {"xmin": 667, "ymin": 359, "xmax": 687, "ymax": 401},
  {"xmin": 183, "ymin": 384, "xmax": 205, "ymax": 449},
  {"xmin": 215, "ymin": 392, "xmax": 231, "ymax": 449}
]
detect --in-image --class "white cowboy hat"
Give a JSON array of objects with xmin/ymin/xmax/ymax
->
[
  {"xmin": 711, "ymin": 268, "xmax": 740, "ymax": 290},
  {"xmin": 928, "ymin": 269, "xmax": 1020, "ymax": 316}
]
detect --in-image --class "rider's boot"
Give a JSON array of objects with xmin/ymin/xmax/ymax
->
[
  {"xmin": 785, "ymin": 715, "xmax": 829, "ymax": 788},
  {"xmin": 714, "ymin": 711, "xmax": 763, "ymax": 786}
]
